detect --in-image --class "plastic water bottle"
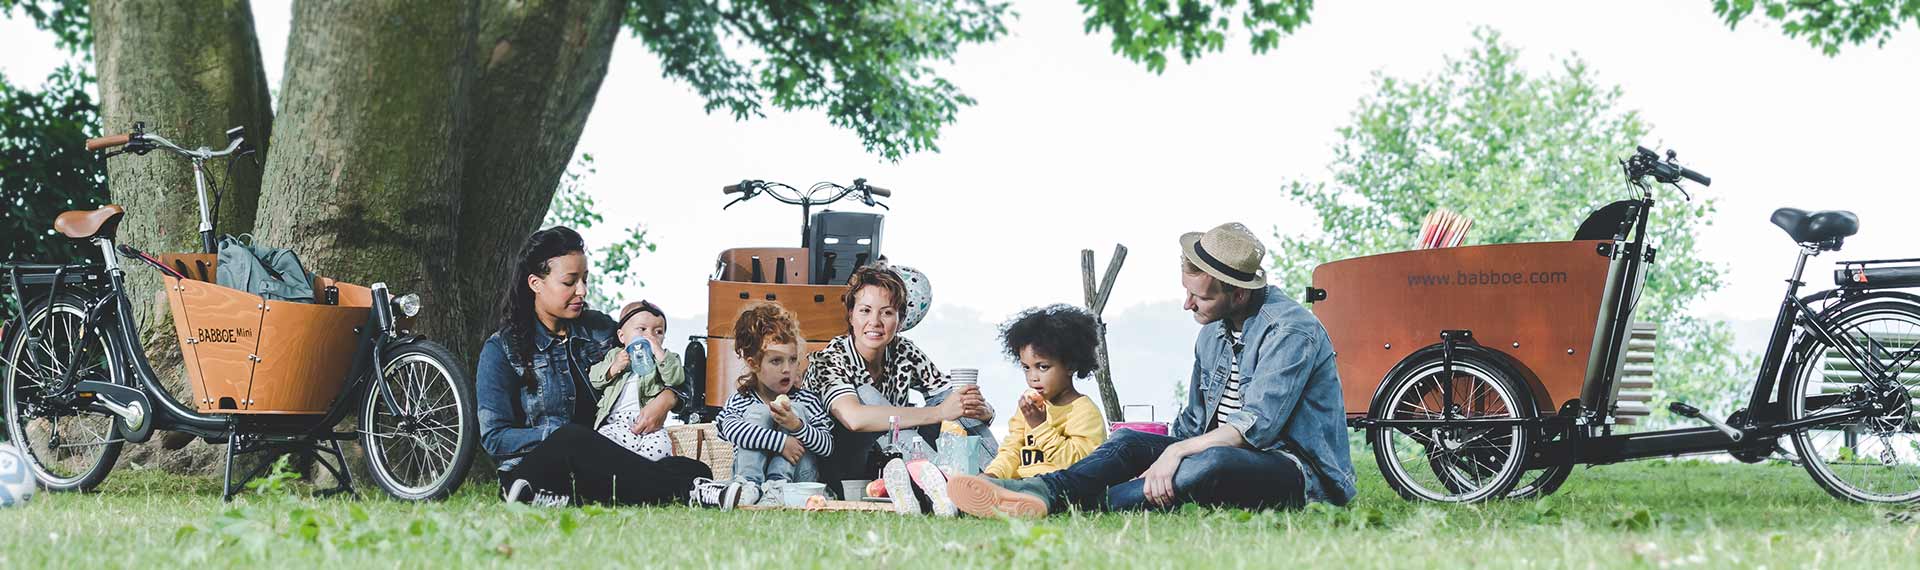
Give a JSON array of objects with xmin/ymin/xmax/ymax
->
[{"xmin": 626, "ymin": 338, "xmax": 657, "ymax": 378}]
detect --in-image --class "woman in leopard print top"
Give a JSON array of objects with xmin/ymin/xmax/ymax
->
[{"xmin": 807, "ymin": 266, "xmax": 993, "ymax": 484}]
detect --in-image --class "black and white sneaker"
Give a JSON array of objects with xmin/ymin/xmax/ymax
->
[
  {"xmin": 504, "ymin": 479, "xmax": 533, "ymax": 504},
  {"xmin": 690, "ymin": 477, "xmax": 744, "ymax": 510},
  {"xmin": 504, "ymin": 479, "xmax": 571, "ymax": 508}
]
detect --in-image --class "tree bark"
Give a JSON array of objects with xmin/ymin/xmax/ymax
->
[
  {"xmin": 444, "ymin": 0, "xmax": 623, "ymax": 363},
  {"xmin": 90, "ymin": 0, "xmax": 274, "ymax": 471},
  {"xmin": 252, "ymin": 0, "xmax": 480, "ymax": 343}
]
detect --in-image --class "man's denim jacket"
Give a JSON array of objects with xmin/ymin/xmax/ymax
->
[{"xmin": 1171, "ymin": 286, "xmax": 1357, "ymax": 505}]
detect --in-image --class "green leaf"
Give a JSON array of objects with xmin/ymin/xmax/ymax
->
[{"xmin": 1611, "ymin": 507, "xmax": 1655, "ymax": 531}]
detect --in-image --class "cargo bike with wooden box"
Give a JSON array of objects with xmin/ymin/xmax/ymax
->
[
  {"xmin": 1311, "ymin": 147, "xmax": 1920, "ymax": 504},
  {"xmin": 0, "ymin": 123, "xmax": 476, "ymax": 500},
  {"xmin": 679, "ymin": 177, "xmax": 893, "ymax": 421}
]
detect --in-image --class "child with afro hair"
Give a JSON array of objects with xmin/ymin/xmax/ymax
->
[{"xmin": 983, "ymin": 304, "xmax": 1109, "ymax": 479}]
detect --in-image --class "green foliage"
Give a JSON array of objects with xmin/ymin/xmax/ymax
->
[
  {"xmin": 1271, "ymin": 29, "xmax": 1744, "ymax": 420},
  {"xmin": 1714, "ymin": 0, "xmax": 1919, "ymax": 55},
  {"xmin": 0, "ymin": 0, "xmax": 91, "ymax": 55},
  {"xmin": 1077, "ymin": 0, "xmax": 1316, "ymax": 73},
  {"xmin": 243, "ymin": 455, "xmax": 301, "ymax": 497},
  {"xmin": 623, "ymin": 0, "xmax": 1323, "ymax": 159},
  {"xmin": 542, "ymin": 153, "xmax": 656, "ymax": 311},
  {"xmin": 2, "ymin": 1, "xmax": 103, "ymax": 270},
  {"xmin": 622, "ymin": 0, "xmax": 1012, "ymax": 160},
  {"xmin": 1, "ymin": 64, "xmax": 106, "ymax": 265}
]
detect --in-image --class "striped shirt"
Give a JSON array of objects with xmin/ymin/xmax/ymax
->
[
  {"xmin": 1212, "ymin": 329, "xmax": 1245, "ymax": 429},
  {"xmin": 716, "ymin": 387, "xmax": 834, "ymax": 456}
]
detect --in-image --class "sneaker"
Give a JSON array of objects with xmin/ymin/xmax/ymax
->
[
  {"xmin": 690, "ymin": 477, "xmax": 743, "ymax": 510},
  {"xmin": 737, "ymin": 480, "xmax": 763, "ymax": 507},
  {"xmin": 906, "ymin": 459, "xmax": 957, "ymax": 517},
  {"xmin": 504, "ymin": 479, "xmax": 533, "ymax": 504},
  {"xmin": 946, "ymin": 475, "xmax": 1050, "ymax": 519},
  {"xmin": 529, "ymin": 489, "xmax": 571, "ymax": 508},
  {"xmin": 756, "ymin": 480, "xmax": 785, "ymax": 507},
  {"xmin": 504, "ymin": 479, "xmax": 571, "ymax": 508},
  {"xmin": 881, "ymin": 458, "xmax": 922, "ymax": 515}
]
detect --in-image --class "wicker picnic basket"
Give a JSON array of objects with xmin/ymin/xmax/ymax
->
[{"xmin": 666, "ymin": 423, "xmax": 734, "ymax": 481}]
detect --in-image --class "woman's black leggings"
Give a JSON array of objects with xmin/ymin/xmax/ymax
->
[{"xmin": 504, "ymin": 424, "xmax": 712, "ymax": 505}]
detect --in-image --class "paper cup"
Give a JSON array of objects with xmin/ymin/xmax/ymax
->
[
  {"xmin": 841, "ymin": 479, "xmax": 871, "ymax": 500},
  {"xmin": 949, "ymin": 368, "xmax": 979, "ymax": 386}
]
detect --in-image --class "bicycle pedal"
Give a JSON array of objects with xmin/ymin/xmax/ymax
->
[{"xmin": 1667, "ymin": 401, "xmax": 1743, "ymax": 442}]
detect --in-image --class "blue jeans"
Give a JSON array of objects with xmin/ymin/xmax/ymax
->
[
  {"xmin": 819, "ymin": 385, "xmax": 998, "ymax": 488},
  {"xmin": 1038, "ymin": 429, "xmax": 1307, "ymax": 511},
  {"xmin": 731, "ymin": 403, "xmax": 820, "ymax": 484}
]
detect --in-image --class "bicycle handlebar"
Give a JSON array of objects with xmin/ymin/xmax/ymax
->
[
  {"xmin": 89, "ymin": 124, "xmax": 248, "ymax": 161},
  {"xmin": 864, "ymin": 185, "xmax": 892, "ymax": 198},
  {"xmin": 1676, "ymin": 165, "xmax": 1711, "ymax": 187},
  {"xmin": 86, "ymin": 133, "xmax": 132, "ymax": 151},
  {"xmin": 1632, "ymin": 146, "xmax": 1711, "ymax": 188},
  {"xmin": 723, "ymin": 182, "xmax": 750, "ymax": 195}
]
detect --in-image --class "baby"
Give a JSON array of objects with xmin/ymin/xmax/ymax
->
[{"xmin": 588, "ymin": 300, "xmax": 685, "ymax": 461}]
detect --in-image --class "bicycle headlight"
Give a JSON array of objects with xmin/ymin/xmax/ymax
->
[{"xmin": 392, "ymin": 292, "xmax": 422, "ymax": 318}]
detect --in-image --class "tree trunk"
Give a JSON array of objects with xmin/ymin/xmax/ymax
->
[
  {"xmin": 90, "ymin": 0, "xmax": 274, "ymax": 471},
  {"xmin": 444, "ymin": 0, "xmax": 624, "ymax": 363},
  {"xmin": 252, "ymin": 0, "xmax": 480, "ymax": 342}
]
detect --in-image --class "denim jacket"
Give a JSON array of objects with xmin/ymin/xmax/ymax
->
[
  {"xmin": 1171, "ymin": 286, "xmax": 1357, "ymax": 505},
  {"xmin": 476, "ymin": 311, "xmax": 617, "ymax": 471}
]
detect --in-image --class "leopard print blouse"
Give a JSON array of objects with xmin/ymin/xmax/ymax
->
[{"xmin": 805, "ymin": 334, "xmax": 951, "ymax": 408}]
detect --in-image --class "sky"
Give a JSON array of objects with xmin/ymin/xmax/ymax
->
[{"xmin": 4, "ymin": 0, "xmax": 1917, "ymax": 423}]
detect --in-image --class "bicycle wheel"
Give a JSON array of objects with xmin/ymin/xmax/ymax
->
[
  {"xmin": 3, "ymin": 295, "xmax": 123, "ymax": 492},
  {"xmin": 360, "ymin": 340, "xmax": 475, "ymax": 501},
  {"xmin": 1508, "ymin": 463, "xmax": 1573, "ymax": 499},
  {"xmin": 1369, "ymin": 350, "xmax": 1532, "ymax": 502},
  {"xmin": 1788, "ymin": 298, "xmax": 1920, "ymax": 503}
]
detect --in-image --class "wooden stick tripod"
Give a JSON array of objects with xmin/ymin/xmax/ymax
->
[{"xmin": 1081, "ymin": 244, "xmax": 1128, "ymax": 420}]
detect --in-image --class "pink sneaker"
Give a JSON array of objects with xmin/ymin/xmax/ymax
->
[
  {"xmin": 906, "ymin": 459, "xmax": 956, "ymax": 517},
  {"xmin": 946, "ymin": 475, "xmax": 1049, "ymax": 519}
]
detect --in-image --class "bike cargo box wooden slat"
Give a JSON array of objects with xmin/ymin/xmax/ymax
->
[
  {"xmin": 1310, "ymin": 240, "xmax": 1614, "ymax": 416},
  {"xmin": 715, "ymin": 247, "xmax": 810, "ymax": 284},
  {"xmin": 706, "ymin": 281, "xmax": 847, "ymax": 339},
  {"xmin": 163, "ymin": 273, "xmax": 373, "ymax": 414}
]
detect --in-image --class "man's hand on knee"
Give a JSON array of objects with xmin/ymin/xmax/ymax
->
[{"xmin": 1139, "ymin": 448, "xmax": 1186, "ymax": 507}]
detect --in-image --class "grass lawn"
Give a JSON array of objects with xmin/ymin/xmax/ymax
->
[{"xmin": 0, "ymin": 453, "xmax": 1911, "ymax": 569}]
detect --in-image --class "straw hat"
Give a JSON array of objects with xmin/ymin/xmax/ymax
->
[{"xmin": 1179, "ymin": 222, "xmax": 1268, "ymax": 289}]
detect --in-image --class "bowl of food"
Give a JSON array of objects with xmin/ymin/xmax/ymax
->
[{"xmin": 782, "ymin": 482, "xmax": 830, "ymax": 508}]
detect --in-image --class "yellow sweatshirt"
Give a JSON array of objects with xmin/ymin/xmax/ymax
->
[{"xmin": 984, "ymin": 395, "xmax": 1107, "ymax": 479}]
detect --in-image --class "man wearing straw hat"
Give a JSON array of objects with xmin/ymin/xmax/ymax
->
[{"xmin": 947, "ymin": 223, "xmax": 1356, "ymax": 517}]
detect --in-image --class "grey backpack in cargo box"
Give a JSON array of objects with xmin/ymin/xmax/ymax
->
[{"xmin": 215, "ymin": 234, "xmax": 315, "ymax": 302}]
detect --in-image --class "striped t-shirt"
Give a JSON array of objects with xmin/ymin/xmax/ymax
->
[
  {"xmin": 715, "ymin": 388, "xmax": 834, "ymax": 457},
  {"xmin": 1212, "ymin": 329, "xmax": 1245, "ymax": 428}
]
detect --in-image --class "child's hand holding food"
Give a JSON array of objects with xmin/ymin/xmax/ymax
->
[{"xmin": 1019, "ymin": 389, "xmax": 1048, "ymax": 427}]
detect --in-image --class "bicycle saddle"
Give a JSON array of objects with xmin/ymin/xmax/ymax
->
[
  {"xmin": 53, "ymin": 204, "xmax": 126, "ymax": 240},
  {"xmin": 1770, "ymin": 207, "xmax": 1858, "ymax": 244}
]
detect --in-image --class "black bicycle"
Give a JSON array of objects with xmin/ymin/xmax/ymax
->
[
  {"xmin": 1327, "ymin": 147, "xmax": 1920, "ymax": 503},
  {"xmin": 0, "ymin": 123, "xmax": 477, "ymax": 500}
]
